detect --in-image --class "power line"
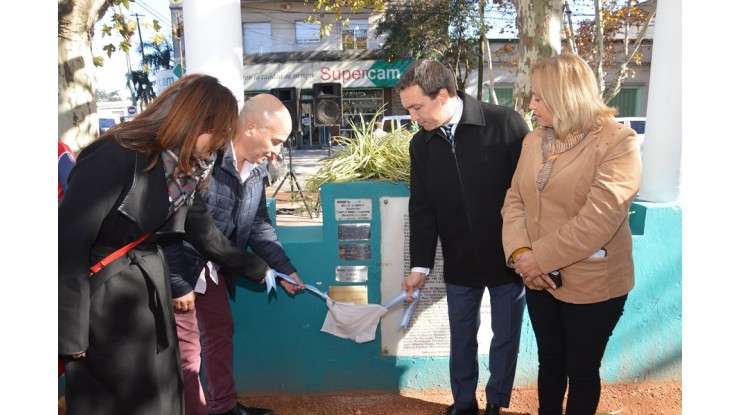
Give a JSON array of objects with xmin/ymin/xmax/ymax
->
[{"xmin": 135, "ymin": 0, "xmax": 171, "ymax": 27}]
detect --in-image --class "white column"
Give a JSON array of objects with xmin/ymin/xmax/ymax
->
[
  {"xmin": 638, "ymin": 0, "xmax": 681, "ymax": 202},
  {"xmin": 181, "ymin": 0, "xmax": 245, "ymax": 108}
]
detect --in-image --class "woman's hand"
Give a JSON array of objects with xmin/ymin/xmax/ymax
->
[
  {"xmin": 514, "ymin": 251, "xmax": 558, "ymax": 290},
  {"xmin": 173, "ymin": 291, "xmax": 196, "ymax": 312},
  {"xmin": 521, "ymin": 274, "xmax": 558, "ymax": 290}
]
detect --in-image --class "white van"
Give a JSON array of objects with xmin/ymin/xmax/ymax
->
[{"xmin": 380, "ymin": 115, "xmax": 417, "ymax": 133}]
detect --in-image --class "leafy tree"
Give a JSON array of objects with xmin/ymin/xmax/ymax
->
[
  {"xmin": 566, "ymin": 0, "xmax": 656, "ymax": 104},
  {"xmin": 129, "ymin": 69, "xmax": 156, "ymax": 107},
  {"xmin": 375, "ymin": 0, "xmax": 449, "ymax": 61},
  {"xmin": 59, "ymin": 0, "xmax": 164, "ymax": 150},
  {"xmin": 126, "ymin": 39, "xmax": 174, "ymax": 108},
  {"xmin": 375, "ymin": 0, "xmax": 489, "ymax": 93},
  {"xmin": 140, "ymin": 39, "xmax": 174, "ymax": 71}
]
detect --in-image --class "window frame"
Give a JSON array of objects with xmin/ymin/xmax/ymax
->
[
  {"xmin": 243, "ymin": 22, "xmax": 272, "ymax": 53},
  {"xmin": 295, "ymin": 21, "xmax": 321, "ymax": 44}
]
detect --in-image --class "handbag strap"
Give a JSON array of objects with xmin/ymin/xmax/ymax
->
[{"xmin": 89, "ymin": 232, "xmax": 153, "ymax": 276}]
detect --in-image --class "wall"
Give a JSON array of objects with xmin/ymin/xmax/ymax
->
[
  {"xmin": 57, "ymin": 182, "xmax": 681, "ymax": 396},
  {"xmin": 230, "ymin": 182, "xmax": 681, "ymax": 393}
]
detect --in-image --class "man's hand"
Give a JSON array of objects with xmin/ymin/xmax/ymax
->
[
  {"xmin": 402, "ymin": 271, "xmax": 427, "ymax": 300},
  {"xmin": 279, "ymin": 272, "xmax": 305, "ymax": 295},
  {"xmin": 173, "ymin": 291, "xmax": 196, "ymax": 312}
]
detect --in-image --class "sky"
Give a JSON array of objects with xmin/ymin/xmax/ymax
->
[{"xmin": 92, "ymin": 0, "xmax": 174, "ymax": 98}]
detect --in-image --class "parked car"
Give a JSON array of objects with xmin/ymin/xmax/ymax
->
[
  {"xmin": 380, "ymin": 115, "xmax": 418, "ymax": 133},
  {"xmin": 615, "ymin": 117, "xmax": 646, "ymax": 154}
]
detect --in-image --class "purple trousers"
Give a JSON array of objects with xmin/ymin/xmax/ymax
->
[{"xmin": 175, "ymin": 271, "xmax": 237, "ymax": 415}]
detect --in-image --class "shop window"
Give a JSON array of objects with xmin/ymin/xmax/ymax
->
[
  {"xmin": 243, "ymin": 22, "xmax": 272, "ymax": 53},
  {"xmin": 340, "ymin": 89, "xmax": 384, "ymax": 136},
  {"xmin": 342, "ymin": 19, "xmax": 368, "ymax": 50}
]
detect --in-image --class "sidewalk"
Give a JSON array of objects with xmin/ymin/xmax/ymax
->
[{"xmin": 265, "ymin": 148, "xmax": 329, "ymax": 226}]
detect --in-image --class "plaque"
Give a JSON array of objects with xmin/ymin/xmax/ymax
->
[
  {"xmin": 338, "ymin": 243, "xmax": 371, "ymax": 261},
  {"xmin": 337, "ymin": 223, "xmax": 371, "ymax": 241},
  {"xmin": 335, "ymin": 265, "xmax": 368, "ymax": 282},
  {"xmin": 329, "ymin": 285, "xmax": 368, "ymax": 305},
  {"xmin": 335, "ymin": 198, "xmax": 372, "ymax": 221}
]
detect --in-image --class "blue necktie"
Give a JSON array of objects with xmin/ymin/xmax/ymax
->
[{"xmin": 441, "ymin": 124, "xmax": 454, "ymax": 144}]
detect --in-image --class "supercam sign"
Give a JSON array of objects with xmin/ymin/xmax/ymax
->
[{"xmin": 243, "ymin": 60, "xmax": 412, "ymax": 90}]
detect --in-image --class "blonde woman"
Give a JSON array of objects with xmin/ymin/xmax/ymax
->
[{"xmin": 501, "ymin": 53, "xmax": 642, "ymax": 415}]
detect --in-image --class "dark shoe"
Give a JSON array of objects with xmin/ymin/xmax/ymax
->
[
  {"xmin": 211, "ymin": 403, "xmax": 274, "ymax": 415},
  {"xmin": 483, "ymin": 403, "xmax": 501, "ymax": 415},
  {"xmin": 443, "ymin": 403, "xmax": 479, "ymax": 415}
]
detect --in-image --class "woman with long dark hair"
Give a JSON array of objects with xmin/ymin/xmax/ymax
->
[{"xmin": 59, "ymin": 74, "xmax": 271, "ymax": 415}]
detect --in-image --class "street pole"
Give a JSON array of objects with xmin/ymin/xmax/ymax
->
[
  {"xmin": 132, "ymin": 13, "xmax": 146, "ymax": 112},
  {"xmin": 132, "ymin": 13, "xmax": 146, "ymax": 67}
]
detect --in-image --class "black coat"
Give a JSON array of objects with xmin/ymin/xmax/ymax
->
[
  {"xmin": 408, "ymin": 92, "xmax": 529, "ymax": 288},
  {"xmin": 58, "ymin": 138, "xmax": 268, "ymax": 415}
]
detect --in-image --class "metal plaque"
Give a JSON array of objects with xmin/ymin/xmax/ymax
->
[
  {"xmin": 335, "ymin": 265, "xmax": 368, "ymax": 282},
  {"xmin": 337, "ymin": 223, "xmax": 371, "ymax": 241},
  {"xmin": 338, "ymin": 243, "xmax": 371, "ymax": 261},
  {"xmin": 334, "ymin": 198, "xmax": 372, "ymax": 221},
  {"xmin": 329, "ymin": 285, "xmax": 368, "ymax": 305}
]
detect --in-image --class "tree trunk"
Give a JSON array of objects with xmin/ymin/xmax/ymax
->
[
  {"xmin": 58, "ymin": 0, "xmax": 111, "ymax": 151},
  {"xmin": 513, "ymin": 0, "xmax": 563, "ymax": 116},
  {"xmin": 593, "ymin": 0, "xmax": 605, "ymax": 93}
]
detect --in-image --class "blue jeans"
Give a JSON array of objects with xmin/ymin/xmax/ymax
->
[
  {"xmin": 446, "ymin": 282, "xmax": 526, "ymax": 409},
  {"xmin": 526, "ymin": 289, "xmax": 627, "ymax": 415}
]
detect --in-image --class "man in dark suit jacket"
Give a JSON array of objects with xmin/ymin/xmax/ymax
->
[{"xmin": 397, "ymin": 60, "xmax": 530, "ymax": 415}]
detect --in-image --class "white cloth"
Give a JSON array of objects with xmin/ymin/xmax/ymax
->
[
  {"xmin": 194, "ymin": 261, "xmax": 220, "ymax": 294},
  {"xmin": 320, "ymin": 299, "xmax": 389, "ymax": 343}
]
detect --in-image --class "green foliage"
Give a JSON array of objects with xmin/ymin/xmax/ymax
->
[
  {"xmin": 375, "ymin": 0, "xmax": 450, "ymax": 60},
  {"xmin": 304, "ymin": 112, "xmax": 414, "ymax": 210},
  {"xmin": 128, "ymin": 70, "xmax": 155, "ymax": 106},
  {"xmin": 96, "ymin": 0, "xmax": 163, "ymax": 64},
  {"xmin": 375, "ymin": 0, "xmax": 499, "ymax": 90},
  {"xmin": 140, "ymin": 39, "xmax": 174, "ymax": 71}
]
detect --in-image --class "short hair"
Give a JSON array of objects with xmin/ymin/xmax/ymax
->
[
  {"xmin": 530, "ymin": 53, "xmax": 617, "ymax": 139},
  {"xmin": 101, "ymin": 73, "xmax": 238, "ymax": 174},
  {"xmin": 394, "ymin": 60, "xmax": 457, "ymax": 100}
]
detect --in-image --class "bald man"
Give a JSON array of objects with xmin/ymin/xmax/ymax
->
[{"xmin": 165, "ymin": 94, "xmax": 305, "ymax": 415}]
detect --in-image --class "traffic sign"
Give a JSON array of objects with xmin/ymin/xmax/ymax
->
[{"xmin": 127, "ymin": 106, "xmax": 137, "ymax": 115}]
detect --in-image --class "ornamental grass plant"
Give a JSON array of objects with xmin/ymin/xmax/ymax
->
[{"xmin": 304, "ymin": 113, "xmax": 414, "ymax": 212}]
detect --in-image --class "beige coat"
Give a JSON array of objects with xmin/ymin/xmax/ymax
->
[{"xmin": 501, "ymin": 120, "xmax": 642, "ymax": 304}]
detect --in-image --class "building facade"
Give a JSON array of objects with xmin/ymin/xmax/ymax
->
[{"xmin": 169, "ymin": 0, "xmax": 653, "ymax": 148}]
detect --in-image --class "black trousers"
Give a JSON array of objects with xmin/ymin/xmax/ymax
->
[{"xmin": 526, "ymin": 289, "xmax": 627, "ymax": 415}]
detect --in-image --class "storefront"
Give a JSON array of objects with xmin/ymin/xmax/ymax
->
[{"xmin": 243, "ymin": 59, "xmax": 413, "ymax": 148}]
